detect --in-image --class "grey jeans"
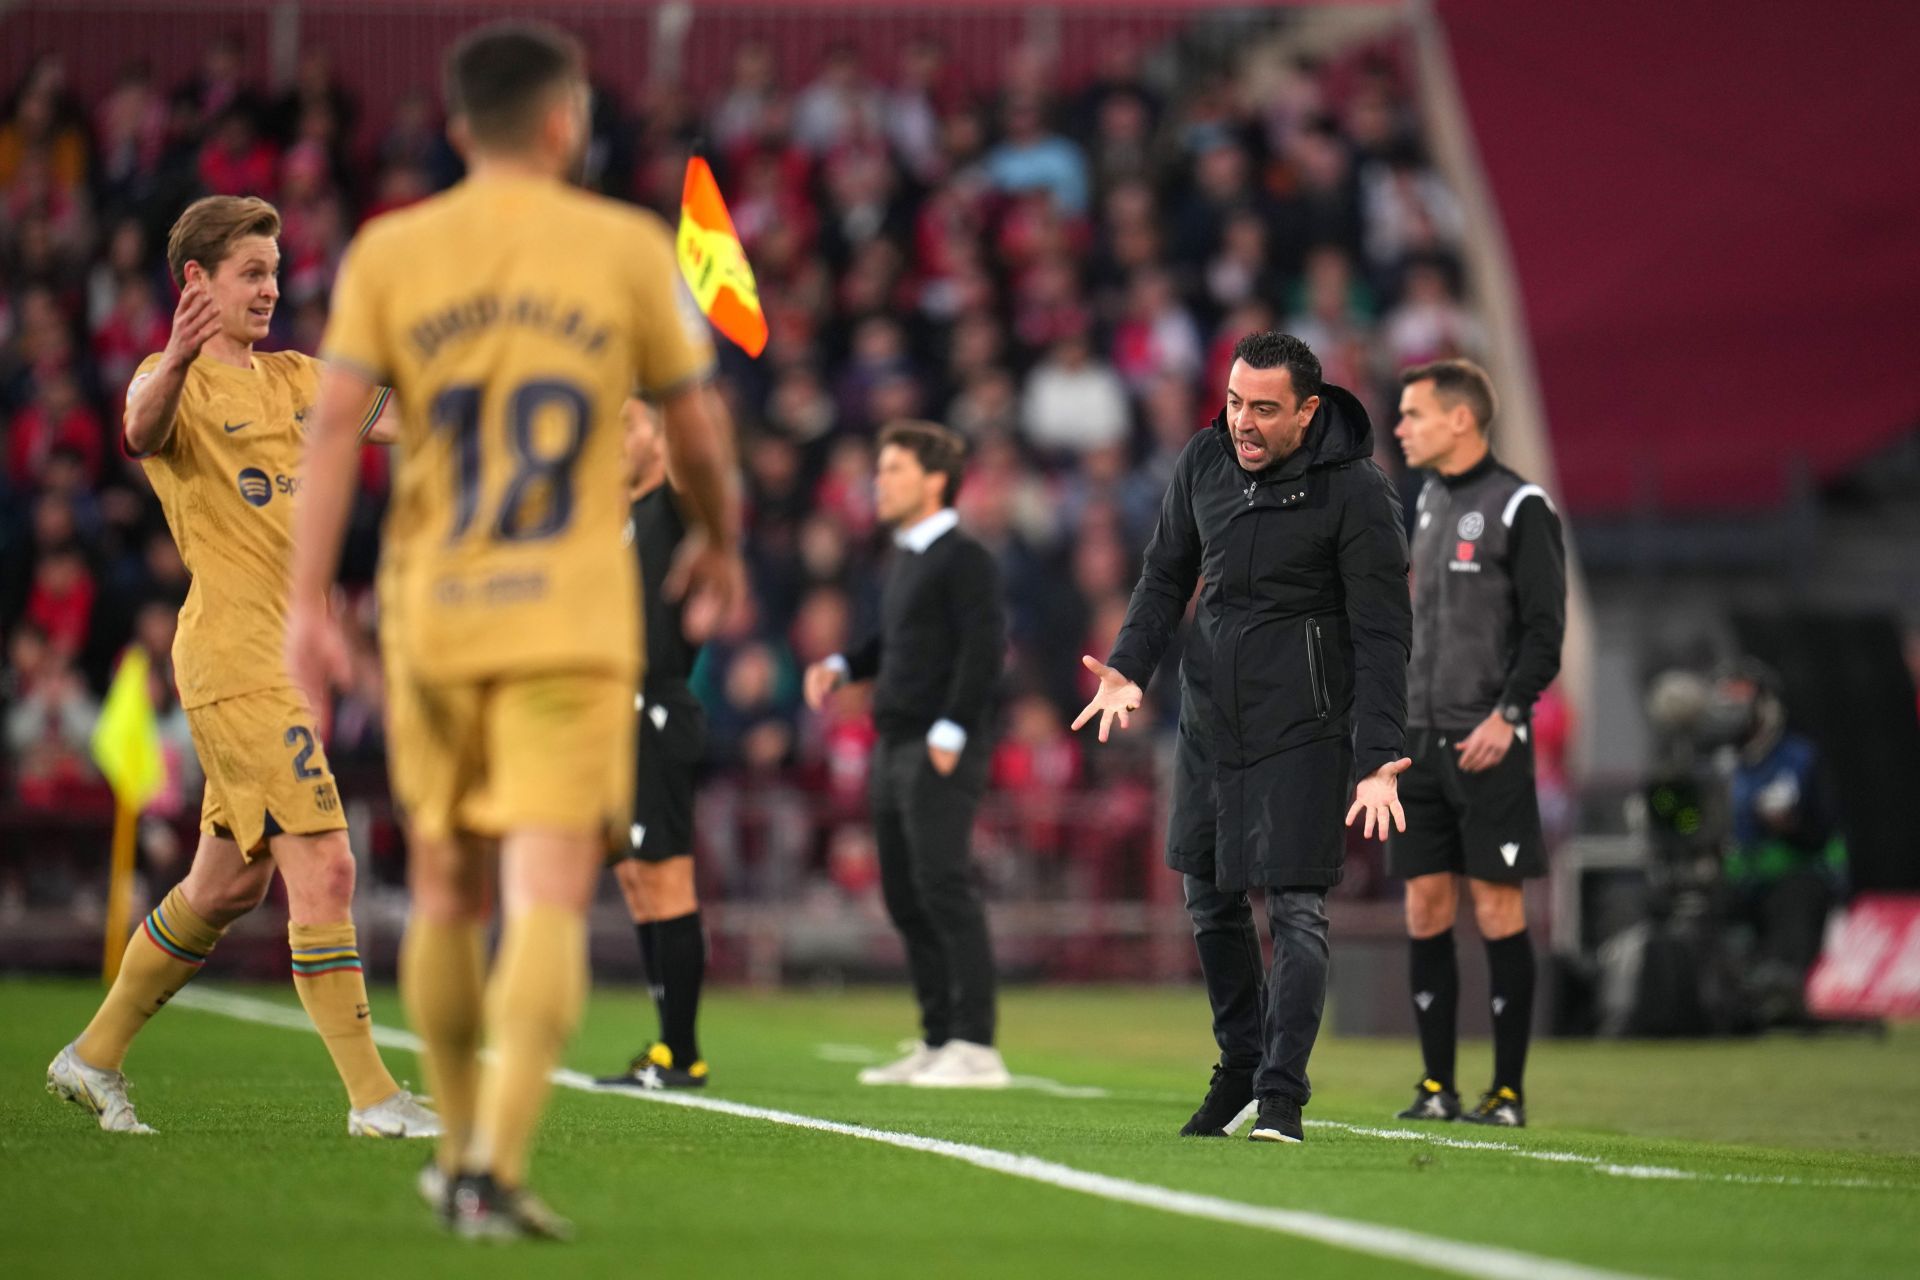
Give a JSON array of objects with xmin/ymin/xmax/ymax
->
[{"xmin": 1183, "ymin": 875, "xmax": 1331, "ymax": 1105}]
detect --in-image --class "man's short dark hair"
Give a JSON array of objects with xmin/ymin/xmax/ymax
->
[
  {"xmin": 1231, "ymin": 331, "xmax": 1323, "ymax": 405},
  {"xmin": 879, "ymin": 420, "xmax": 968, "ymax": 509},
  {"xmin": 444, "ymin": 21, "xmax": 584, "ymax": 148},
  {"xmin": 1401, "ymin": 358, "xmax": 1498, "ymax": 433}
]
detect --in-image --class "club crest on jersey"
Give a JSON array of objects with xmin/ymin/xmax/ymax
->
[
  {"xmin": 237, "ymin": 468, "xmax": 273, "ymax": 507},
  {"xmin": 1457, "ymin": 511, "xmax": 1485, "ymax": 541}
]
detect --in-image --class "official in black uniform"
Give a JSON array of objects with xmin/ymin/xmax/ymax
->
[
  {"xmin": 1388, "ymin": 359, "xmax": 1566, "ymax": 1128},
  {"xmin": 1075, "ymin": 332, "xmax": 1413, "ymax": 1145},
  {"xmin": 804, "ymin": 421, "xmax": 1010, "ymax": 1089},
  {"xmin": 598, "ymin": 399, "xmax": 712, "ymax": 1091}
]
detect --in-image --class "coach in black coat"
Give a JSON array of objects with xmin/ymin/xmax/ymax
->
[{"xmin": 1076, "ymin": 331, "xmax": 1411, "ymax": 1142}]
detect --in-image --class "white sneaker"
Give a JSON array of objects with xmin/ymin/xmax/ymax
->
[
  {"xmin": 417, "ymin": 1159, "xmax": 449, "ymax": 1217},
  {"xmin": 857, "ymin": 1041, "xmax": 941, "ymax": 1085},
  {"xmin": 348, "ymin": 1088, "xmax": 442, "ymax": 1138},
  {"xmin": 46, "ymin": 1042, "xmax": 154, "ymax": 1134},
  {"xmin": 907, "ymin": 1040, "xmax": 1011, "ymax": 1089}
]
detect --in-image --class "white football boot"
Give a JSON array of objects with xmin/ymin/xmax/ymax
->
[
  {"xmin": 46, "ymin": 1042, "xmax": 154, "ymax": 1134},
  {"xmin": 348, "ymin": 1088, "xmax": 441, "ymax": 1138}
]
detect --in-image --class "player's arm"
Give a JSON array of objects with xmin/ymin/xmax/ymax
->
[
  {"xmin": 284, "ymin": 360, "xmax": 372, "ymax": 709},
  {"xmin": 287, "ymin": 234, "xmax": 387, "ymax": 711},
  {"xmin": 358, "ymin": 384, "xmax": 401, "ymax": 446},
  {"xmin": 657, "ymin": 380, "xmax": 745, "ymax": 640},
  {"xmin": 125, "ymin": 280, "xmax": 223, "ymax": 455}
]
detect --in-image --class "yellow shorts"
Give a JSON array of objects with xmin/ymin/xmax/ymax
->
[
  {"xmin": 385, "ymin": 669, "xmax": 634, "ymax": 847},
  {"xmin": 188, "ymin": 686, "xmax": 345, "ymax": 857}
]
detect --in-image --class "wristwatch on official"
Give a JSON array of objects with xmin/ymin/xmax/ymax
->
[{"xmin": 1499, "ymin": 703, "xmax": 1526, "ymax": 725}]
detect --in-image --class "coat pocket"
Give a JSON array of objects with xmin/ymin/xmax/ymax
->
[{"xmin": 1304, "ymin": 618, "xmax": 1331, "ymax": 721}]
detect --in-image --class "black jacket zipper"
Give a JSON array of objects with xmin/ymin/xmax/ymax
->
[{"xmin": 1305, "ymin": 617, "xmax": 1331, "ymax": 720}]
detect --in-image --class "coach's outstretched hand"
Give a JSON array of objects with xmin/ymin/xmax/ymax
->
[
  {"xmin": 1071, "ymin": 656, "xmax": 1144, "ymax": 743},
  {"xmin": 1345, "ymin": 757, "xmax": 1412, "ymax": 840}
]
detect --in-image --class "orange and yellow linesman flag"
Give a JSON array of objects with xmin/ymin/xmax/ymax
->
[
  {"xmin": 90, "ymin": 647, "xmax": 162, "ymax": 983},
  {"xmin": 676, "ymin": 156, "xmax": 767, "ymax": 357}
]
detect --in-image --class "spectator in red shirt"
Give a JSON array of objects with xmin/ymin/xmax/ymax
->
[
  {"xmin": 197, "ymin": 108, "xmax": 277, "ymax": 196},
  {"xmin": 9, "ymin": 371, "xmax": 103, "ymax": 488},
  {"xmin": 26, "ymin": 545, "xmax": 96, "ymax": 659},
  {"xmin": 4, "ymin": 624, "xmax": 102, "ymax": 810}
]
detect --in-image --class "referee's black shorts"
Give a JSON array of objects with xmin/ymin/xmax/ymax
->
[
  {"xmin": 625, "ymin": 682, "xmax": 706, "ymax": 864},
  {"xmin": 1387, "ymin": 727, "xmax": 1547, "ymax": 883}
]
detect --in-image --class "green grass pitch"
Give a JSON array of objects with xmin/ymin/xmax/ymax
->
[{"xmin": 2, "ymin": 978, "xmax": 1917, "ymax": 1279}]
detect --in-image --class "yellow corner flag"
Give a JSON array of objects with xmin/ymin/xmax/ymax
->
[
  {"xmin": 90, "ymin": 647, "xmax": 163, "ymax": 983},
  {"xmin": 92, "ymin": 648, "xmax": 162, "ymax": 810},
  {"xmin": 676, "ymin": 155, "xmax": 768, "ymax": 357}
]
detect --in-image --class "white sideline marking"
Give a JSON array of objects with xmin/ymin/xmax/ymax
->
[
  {"xmin": 814, "ymin": 1043, "xmax": 884, "ymax": 1063},
  {"xmin": 171, "ymin": 987, "xmax": 1649, "ymax": 1280},
  {"xmin": 170, "ymin": 988, "xmax": 1901, "ymax": 1194},
  {"xmin": 811, "ymin": 1042, "xmax": 1109, "ymax": 1098},
  {"xmin": 1304, "ymin": 1121, "xmax": 1898, "ymax": 1191}
]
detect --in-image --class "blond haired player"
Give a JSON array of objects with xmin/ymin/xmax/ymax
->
[
  {"xmin": 287, "ymin": 21, "xmax": 743, "ymax": 1240},
  {"xmin": 46, "ymin": 195, "xmax": 438, "ymax": 1140}
]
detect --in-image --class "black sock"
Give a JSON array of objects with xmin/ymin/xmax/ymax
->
[
  {"xmin": 651, "ymin": 911, "xmax": 706, "ymax": 1065},
  {"xmin": 634, "ymin": 920, "xmax": 664, "ymax": 1042},
  {"xmin": 1485, "ymin": 929, "xmax": 1535, "ymax": 1097},
  {"xmin": 1408, "ymin": 930, "xmax": 1459, "ymax": 1092}
]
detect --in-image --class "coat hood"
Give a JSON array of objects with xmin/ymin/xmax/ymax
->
[{"xmin": 1209, "ymin": 381, "xmax": 1376, "ymax": 479}]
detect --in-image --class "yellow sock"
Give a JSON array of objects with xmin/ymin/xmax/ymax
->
[
  {"xmin": 76, "ymin": 885, "xmax": 225, "ymax": 1071},
  {"xmin": 289, "ymin": 922, "xmax": 399, "ymax": 1110},
  {"xmin": 400, "ymin": 918, "xmax": 487, "ymax": 1176},
  {"xmin": 472, "ymin": 904, "xmax": 586, "ymax": 1187}
]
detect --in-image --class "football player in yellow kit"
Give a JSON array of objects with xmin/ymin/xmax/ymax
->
[
  {"xmin": 47, "ymin": 195, "xmax": 438, "ymax": 1141},
  {"xmin": 287, "ymin": 21, "xmax": 744, "ymax": 1240}
]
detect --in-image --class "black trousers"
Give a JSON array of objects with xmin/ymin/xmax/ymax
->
[
  {"xmin": 872, "ymin": 735, "xmax": 998, "ymax": 1046},
  {"xmin": 1184, "ymin": 875, "xmax": 1330, "ymax": 1105}
]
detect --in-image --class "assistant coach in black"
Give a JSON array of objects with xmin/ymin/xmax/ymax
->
[
  {"xmin": 1388, "ymin": 359, "xmax": 1565, "ymax": 1129},
  {"xmin": 804, "ymin": 421, "xmax": 1010, "ymax": 1088},
  {"xmin": 1075, "ymin": 332, "xmax": 1412, "ymax": 1144},
  {"xmin": 597, "ymin": 399, "xmax": 714, "ymax": 1091}
]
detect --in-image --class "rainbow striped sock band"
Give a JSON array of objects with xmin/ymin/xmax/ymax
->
[
  {"xmin": 141, "ymin": 902, "xmax": 211, "ymax": 967},
  {"xmin": 290, "ymin": 945, "xmax": 363, "ymax": 977}
]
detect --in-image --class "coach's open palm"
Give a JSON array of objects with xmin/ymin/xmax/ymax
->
[
  {"xmin": 1345, "ymin": 758, "xmax": 1412, "ymax": 840},
  {"xmin": 1071, "ymin": 656, "xmax": 1144, "ymax": 743}
]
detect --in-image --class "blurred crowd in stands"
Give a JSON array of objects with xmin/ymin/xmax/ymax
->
[{"xmin": 0, "ymin": 27, "xmax": 1487, "ymax": 900}]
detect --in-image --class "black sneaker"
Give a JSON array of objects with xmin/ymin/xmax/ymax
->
[
  {"xmin": 449, "ymin": 1172, "xmax": 574, "ymax": 1242},
  {"xmin": 1394, "ymin": 1077, "xmax": 1462, "ymax": 1121},
  {"xmin": 595, "ymin": 1043, "xmax": 709, "ymax": 1091},
  {"xmin": 1460, "ymin": 1086, "xmax": 1525, "ymax": 1127},
  {"xmin": 1179, "ymin": 1064, "xmax": 1255, "ymax": 1137},
  {"xmin": 1247, "ymin": 1097, "xmax": 1304, "ymax": 1144}
]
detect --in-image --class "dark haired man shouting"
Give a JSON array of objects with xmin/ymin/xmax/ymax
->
[{"xmin": 1076, "ymin": 332, "xmax": 1412, "ymax": 1144}]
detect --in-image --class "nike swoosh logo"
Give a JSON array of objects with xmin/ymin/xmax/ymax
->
[{"xmin": 223, "ymin": 420, "xmax": 252, "ymax": 433}]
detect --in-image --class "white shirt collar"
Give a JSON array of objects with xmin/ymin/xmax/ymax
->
[{"xmin": 893, "ymin": 507, "xmax": 959, "ymax": 554}]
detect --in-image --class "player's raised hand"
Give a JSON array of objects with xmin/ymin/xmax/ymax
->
[
  {"xmin": 663, "ymin": 529, "xmax": 746, "ymax": 643},
  {"xmin": 1071, "ymin": 655, "xmax": 1144, "ymax": 743},
  {"xmin": 1345, "ymin": 756, "xmax": 1412, "ymax": 840},
  {"xmin": 803, "ymin": 659, "xmax": 845, "ymax": 711},
  {"xmin": 284, "ymin": 601, "xmax": 352, "ymax": 735},
  {"xmin": 165, "ymin": 281, "xmax": 224, "ymax": 366}
]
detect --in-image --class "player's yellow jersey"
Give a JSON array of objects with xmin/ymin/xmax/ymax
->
[
  {"xmin": 133, "ymin": 349, "xmax": 324, "ymax": 708},
  {"xmin": 321, "ymin": 173, "xmax": 713, "ymax": 683}
]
